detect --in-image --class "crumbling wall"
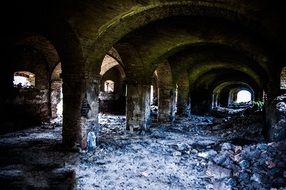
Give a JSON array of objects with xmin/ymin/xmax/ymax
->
[
  {"xmin": 268, "ymin": 94, "xmax": 286, "ymax": 141},
  {"xmin": 1, "ymin": 46, "xmax": 50, "ymax": 133}
]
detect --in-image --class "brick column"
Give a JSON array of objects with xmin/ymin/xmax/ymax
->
[
  {"xmin": 177, "ymin": 84, "xmax": 190, "ymax": 117},
  {"xmin": 265, "ymin": 76, "xmax": 281, "ymax": 140},
  {"xmin": 86, "ymin": 75, "xmax": 101, "ymax": 123},
  {"xmin": 158, "ymin": 85, "xmax": 176, "ymax": 122},
  {"xmin": 81, "ymin": 74, "xmax": 102, "ymax": 149},
  {"xmin": 126, "ymin": 84, "xmax": 151, "ymax": 132},
  {"xmin": 62, "ymin": 73, "xmax": 85, "ymax": 148}
]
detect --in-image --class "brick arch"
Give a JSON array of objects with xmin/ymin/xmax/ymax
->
[
  {"xmin": 190, "ymin": 69, "xmax": 260, "ymax": 114},
  {"xmin": 228, "ymin": 87, "xmax": 253, "ymax": 104},
  {"xmin": 82, "ymin": 1, "xmax": 265, "ymax": 72},
  {"xmin": 13, "ymin": 35, "xmax": 60, "ymax": 73},
  {"xmin": 188, "ymin": 61, "xmax": 262, "ymax": 88},
  {"xmin": 100, "ymin": 54, "xmax": 126, "ymax": 79},
  {"xmin": 2, "ymin": 16, "xmax": 86, "ymax": 147},
  {"xmin": 168, "ymin": 43, "xmax": 268, "ymax": 88},
  {"xmin": 113, "ymin": 17, "xmax": 272, "ymax": 83},
  {"xmin": 193, "ymin": 69, "xmax": 260, "ymax": 92},
  {"xmin": 212, "ymin": 82, "xmax": 255, "ymax": 108},
  {"xmin": 213, "ymin": 82, "xmax": 255, "ymax": 97},
  {"xmin": 114, "ymin": 43, "xmax": 148, "ymax": 84}
]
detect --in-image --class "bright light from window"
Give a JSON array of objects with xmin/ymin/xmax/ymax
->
[
  {"xmin": 13, "ymin": 71, "xmax": 35, "ymax": 87},
  {"xmin": 14, "ymin": 76, "xmax": 31, "ymax": 86},
  {"xmin": 104, "ymin": 80, "xmax": 114, "ymax": 93},
  {"xmin": 57, "ymin": 88, "xmax": 63, "ymax": 117},
  {"xmin": 236, "ymin": 90, "xmax": 251, "ymax": 103},
  {"xmin": 150, "ymin": 85, "xmax": 153, "ymax": 104}
]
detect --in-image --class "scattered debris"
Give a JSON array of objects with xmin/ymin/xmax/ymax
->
[{"xmin": 0, "ymin": 112, "xmax": 285, "ymax": 189}]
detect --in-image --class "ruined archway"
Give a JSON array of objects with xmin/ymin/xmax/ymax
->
[
  {"xmin": 229, "ymin": 89, "xmax": 253, "ymax": 106},
  {"xmin": 212, "ymin": 82, "xmax": 256, "ymax": 109},
  {"xmin": 99, "ymin": 53, "xmax": 126, "ymax": 114}
]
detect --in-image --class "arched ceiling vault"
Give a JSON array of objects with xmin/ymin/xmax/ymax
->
[
  {"xmin": 191, "ymin": 69, "xmax": 261, "ymax": 92},
  {"xmin": 73, "ymin": 0, "xmax": 281, "ymax": 72},
  {"xmin": 168, "ymin": 44, "xmax": 267, "ymax": 87},
  {"xmin": 113, "ymin": 16, "xmax": 273, "ymax": 82},
  {"xmin": 106, "ymin": 47, "xmax": 124, "ymax": 68},
  {"xmin": 100, "ymin": 54, "xmax": 126, "ymax": 79},
  {"xmin": 213, "ymin": 82, "xmax": 254, "ymax": 95},
  {"xmin": 187, "ymin": 61, "xmax": 262, "ymax": 88},
  {"xmin": 225, "ymin": 85, "xmax": 254, "ymax": 97},
  {"xmin": 13, "ymin": 35, "xmax": 60, "ymax": 74}
]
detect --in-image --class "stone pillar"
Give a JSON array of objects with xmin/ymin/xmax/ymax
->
[
  {"xmin": 86, "ymin": 75, "xmax": 101, "ymax": 123},
  {"xmin": 62, "ymin": 73, "xmax": 85, "ymax": 148},
  {"xmin": 158, "ymin": 85, "xmax": 176, "ymax": 122},
  {"xmin": 268, "ymin": 94, "xmax": 286, "ymax": 141},
  {"xmin": 177, "ymin": 85, "xmax": 190, "ymax": 116},
  {"xmin": 83, "ymin": 74, "xmax": 101, "ymax": 149},
  {"xmin": 126, "ymin": 84, "xmax": 151, "ymax": 132},
  {"xmin": 265, "ymin": 77, "xmax": 281, "ymax": 139}
]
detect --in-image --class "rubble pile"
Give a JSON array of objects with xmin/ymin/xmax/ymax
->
[
  {"xmin": 269, "ymin": 94, "xmax": 286, "ymax": 141},
  {"xmin": 205, "ymin": 141, "xmax": 286, "ymax": 190},
  {"xmin": 75, "ymin": 113, "xmax": 285, "ymax": 189},
  {"xmin": 211, "ymin": 107, "xmax": 246, "ymax": 117},
  {"xmin": 210, "ymin": 111, "xmax": 264, "ymax": 142}
]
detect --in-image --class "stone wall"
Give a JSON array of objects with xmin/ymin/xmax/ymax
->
[
  {"xmin": 268, "ymin": 94, "xmax": 286, "ymax": 141},
  {"xmin": 1, "ymin": 88, "xmax": 50, "ymax": 134}
]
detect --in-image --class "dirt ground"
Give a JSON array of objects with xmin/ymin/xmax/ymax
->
[{"xmin": 0, "ymin": 113, "xmax": 285, "ymax": 190}]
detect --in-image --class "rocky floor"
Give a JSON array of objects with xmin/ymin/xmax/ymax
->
[{"xmin": 0, "ymin": 112, "xmax": 286, "ymax": 190}]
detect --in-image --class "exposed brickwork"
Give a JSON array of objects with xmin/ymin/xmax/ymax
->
[{"xmin": 126, "ymin": 84, "xmax": 151, "ymax": 131}]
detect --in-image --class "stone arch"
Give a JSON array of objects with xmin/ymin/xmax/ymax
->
[
  {"xmin": 81, "ymin": 1, "xmax": 266, "ymax": 72},
  {"xmin": 100, "ymin": 54, "xmax": 126, "ymax": 79},
  {"xmin": 212, "ymin": 82, "xmax": 255, "ymax": 108},
  {"xmin": 114, "ymin": 43, "xmax": 146, "ymax": 84},
  {"xmin": 1, "ymin": 16, "xmax": 86, "ymax": 147},
  {"xmin": 114, "ymin": 18, "xmax": 272, "ymax": 86},
  {"xmin": 168, "ymin": 43, "xmax": 268, "ymax": 88},
  {"xmin": 1, "ymin": 44, "xmax": 51, "ymax": 133},
  {"xmin": 191, "ymin": 69, "xmax": 260, "ymax": 115},
  {"xmin": 229, "ymin": 88, "xmax": 253, "ymax": 104},
  {"xmin": 188, "ymin": 61, "xmax": 262, "ymax": 88}
]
